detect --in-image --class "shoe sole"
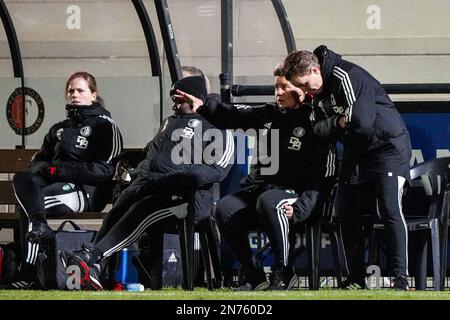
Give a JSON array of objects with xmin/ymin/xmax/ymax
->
[
  {"xmin": 287, "ymin": 275, "xmax": 299, "ymax": 290},
  {"xmin": 77, "ymin": 260, "xmax": 103, "ymax": 291},
  {"xmin": 235, "ymin": 281, "xmax": 269, "ymax": 291},
  {"xmin": 253, "ymin": 281, "xmax": 269, "ymax": 291}
]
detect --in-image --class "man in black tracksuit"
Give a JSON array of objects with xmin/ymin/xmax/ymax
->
[
  {"xmin": 1, "ymin": 71, "xmax": 123, "ymax": 289},
  {"xmin": 282, "ymin": 45, "xmax": 412, "ymax": 290},
  {"xmin": 177, "ymin": 68, "xmax": 337, "ymax": 290},
  {"xmin": 62, "ymin": 76, "xmax": 234, "ymax": 290}
]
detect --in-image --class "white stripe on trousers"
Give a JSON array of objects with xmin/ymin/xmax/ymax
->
[
  {"xmin": 397, "ymin": 176, "xmax": 408, "ymax": 276},
  {"xmin": 325, "ymin": 148, "xmax": 336, "ymax": 177},
  {"xmin": 102, "ymin": 203, "xmax": 187, "ymax": 258},
  {"xmin": 375, "ymin": 176, "xmax": 408, "ymax": 276},
  {"xmin": 14, "ymin": 184, "xmax": 39, "ymax": 265},
  {"xmin": 275, "ymin": 197, "xmax": 298, "ymax": 266},
  {"xmin": 25, "ymin": 222, "xmax": 39, "ymax": 265}
]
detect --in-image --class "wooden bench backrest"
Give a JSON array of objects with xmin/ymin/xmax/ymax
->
[
  {"xmin": 0, "ymin": 148, "xmax": 140, "ymax": 206},
  {"xmin": 0, "ymin": 149, "xmax": 38, "ymax": 205},
  {"xmin": 0, "ymin": 149, "xmax": 38, "ymax": 173}
]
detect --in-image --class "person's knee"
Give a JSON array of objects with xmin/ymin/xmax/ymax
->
[
  {"xmin": 215, "ymin": 196, "xmax": 244, "ymax": 230},
  {"xmin": 12, "ymin": 171, "xmax": 33, "ymax": 186},
  {"xmin": 255, "ymin": 190, "xmax": 276, "ymax": 217},
  {"xmin": 215, "ymin": 199, "xmax": 230, "ymax": 227}
]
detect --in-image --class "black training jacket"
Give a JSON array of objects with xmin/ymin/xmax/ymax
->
[
  {"xmin": 311, "ymin": 45, "xmax": 412, "ymax": 184},
  {"xmin": 132, "ymin": 112, "xmax": 235, "ymax": 222},
  {"xmin": 30, "ymin": 102, "xmax": 123, "ymax": 185},
  {"xmin": 197, "ymin": 96, "xmax": 337, "ymax": 221}
]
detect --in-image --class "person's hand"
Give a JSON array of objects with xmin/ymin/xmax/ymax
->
[
  {"xmin": 282, "ymin": 203, "xmax": 294, "ymax": 220},
  {"xmin": 337, "ymin": 115, "xmax": 346, "ymax": 128},
  {"xmin": 294, "ymin": 87, "xmax": 306, "ymax": 104},
  {"xmin": 173, "ymin": 89, "xmax": 204, "ymax": 112}
]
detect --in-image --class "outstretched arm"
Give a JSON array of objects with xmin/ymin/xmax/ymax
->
[{"xmin": 174, "ymin": 89, "xmax": 274, "ymax": 130}]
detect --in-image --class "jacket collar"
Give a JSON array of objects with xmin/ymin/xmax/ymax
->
[
  {"xmin": 65, "ymin": 101, "xmax": 111, "ymax": 120},
  {"xmin": 313, "ymin": 45, "xmax": 342, "ymax": 94}
]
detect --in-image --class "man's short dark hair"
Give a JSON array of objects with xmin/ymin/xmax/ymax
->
[
  {"xmin": 273, "ymin": 64, "xmax": 285, "ymax": 77},
  {"xmin": 281, "ymin": 50, "xmax": 320, "ymax": 80}
]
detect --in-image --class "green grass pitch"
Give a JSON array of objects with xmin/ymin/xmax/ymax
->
[{"xmin": 1, "ymin": 288, "xmax": 450, "ymax": 300}]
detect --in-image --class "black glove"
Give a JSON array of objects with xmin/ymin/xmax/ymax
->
[{"xmin": 39, "ymin": 165, "xmax": 57, "ymax": 183}]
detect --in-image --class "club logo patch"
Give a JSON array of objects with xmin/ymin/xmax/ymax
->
[
  {"xmin": 56, "ymin": 128, "xmax": 64, "ymax": 141},
  {"xmin": 6, "ymin": 87, "xmax": 45, "ymax": 135},
  {"xmin": 62, "ymin": 183, "xmax": 75, "ymax": 191},
  {"xmin": 80, "ymin": 126, "xmax": 92, "ymax": 137},
  {"xmin": 333, "ymin": 106, "xmax": 345, "ymax": 114},
  {"xmin": 293, "ymin": 127, "xmax": 305, "ymax": 138},
  {"xmin": 188, "ymin": 119, "xmax": 200, "ymax": 128}
]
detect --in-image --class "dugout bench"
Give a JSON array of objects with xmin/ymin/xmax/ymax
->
[
  {"xmin": 0, "ymin": 148, "xmax": 220, "ymax": 290},
  {"xmin": 0, "ymin": 148, "xmax": 106, "ymax": 244}
]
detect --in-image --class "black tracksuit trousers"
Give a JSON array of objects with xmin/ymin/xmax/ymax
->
[
  {"xmin": 215, "ymin": 185, "xmax": 300, "ymax": 276},
  {"xmin": 13, "ymin": 172, "xmax": 107, "ymax": 266},
  {"xmin": 338, "ymin": 175, "xmax": 408, "ymax": 285},
  {"xmin": 92, "ymin": 179, "xmax": 188, "ymax": 259}
]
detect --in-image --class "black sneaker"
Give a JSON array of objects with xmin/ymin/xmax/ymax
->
[
  {"xmin": 60, "ymin": 249, "xmax": 103, "ymax": 291},
  {"xmin": 392, "ymin": 276, "xmax": 409, "ymax": 291},
  {"xmin": 0, "ymin": 263, "xmax": 38, "ymax": 290},
  {"xmin": 268, "ymin": 268, "xmax": 298, "ymax": 291},
  {"xmin": 223, "ymin": 274, "xmax": 239, "ymax": 289},
  {"xmin": 26, "ymin": 218, "xmax": 53, "ymax": 244},
  {"xmin": 235, "ymin": 271, "xmax": 268, "ymax": 291},
  {"xmin": 0, "ymin": 278, "xmax": 38, "ymax": 290}
]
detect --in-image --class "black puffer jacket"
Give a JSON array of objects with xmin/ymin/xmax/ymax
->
[
  {"xmin": 310, "ymin": 45, "xmax": 412, "ymax": 184},
  {"xmin": 131, "ymin": 112, "xmax": 235, "ymax": 223},
  {"xmin": 30, "ymin": 102, "xmax": 123, "ymax": 185}
]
